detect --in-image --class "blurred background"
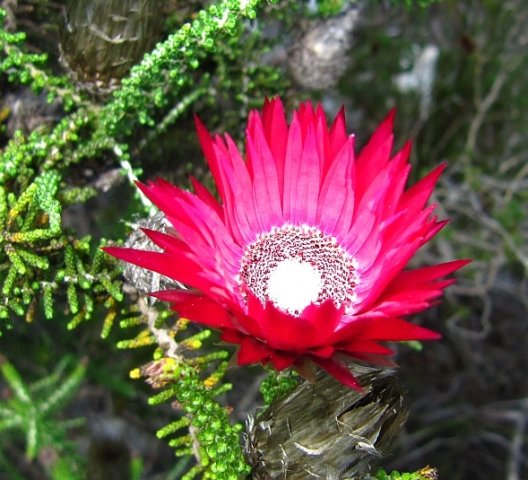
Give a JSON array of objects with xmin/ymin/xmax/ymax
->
[{"xmin": 0, "ymin": 1, "xmax": 526, "ymax": 479}]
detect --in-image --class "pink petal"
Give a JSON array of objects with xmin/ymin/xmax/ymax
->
[
  {"xmin": 261, "ymin": 97, "xmax": 288, "ymax": 192},
  {"xmin": 292, "ymin": 123, "xmax": 322, "ymax": 225},
  {"xmin": 245, "ymin": 295, "xmax": 342, "ymax": 351},
  {"xmin": 310, "ymin": 345, "xmax": 335, "ymax": 358},
  {"xmin": 220, "ymin": 329, "xmax": 245, "ymax": 344},
  {"xmin": 212, "ymin": 140, "xmax": 259, "ymax": 243},
  {"xmin": 237, "ymin": 337, "xmax": 272, "ymax": 364},
  {"xmin": 247, "ymin": 297, "xmax": 311, "ymax": 350},
  {"xmin": 152, "ymin": 290, "xmax": 234, "ymax": 328},
  {"xmin": 317, "ymin": 138, "xmax": 355, "ymax": 234},
  {"xmin": 360, "ymin": 317, "xmax": 441, "ymax": 341},
  {"xmin": 195, "ymin": 116, "xmax": 225, "ymax": 201},
  {"xmin": 313, "ymin": 105, "xmax": 331, "ymax": 174},
  {"xmin": 400, "ymin": 162, "xmax": 447, "ymax": 214},
  {"xmin": 387, "ymin": 259, "xmax": 471, "ymax": 291},
  {"xmin": 311, "ymin": 356, "xmax": 362, "ymax": 390},
  {"xmin": 103, "ymin": 247, "xmax": 217, "ymax": 294},
  {"xmin": 190, "ymin": 177, "xmax": 223, "ymax": 220},
  {"xmin": 246, "ymin": 115, "xmax": 283, "ymax": 227},
  {"xmin": 377, "ymin": 142, "xmax": 412, "ymax": 219},
  {"xmin": 328, "ymin": 107, "xmax": 348, "ymax": 164},
  {"xmin": 282, "ymin": 114, "xmax": 303, "ymax": 221},
  {"xmin": 339, "ymin": 340, "xmax": 394, "ymax": 356},
  {"xmin": 355, "ymin": 109, "xmax": 395, "ymax": 201},
  {"xmin": 269, "ymin": 352, "xmax": 298, "ymax": 370}
]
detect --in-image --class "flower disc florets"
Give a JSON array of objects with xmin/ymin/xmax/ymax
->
[
  {"xmin": 104, "ymin": 97, "xmax": 469, "ymax": 389},
  {"xmin": 238, "ymin": 224, "xmax": 358, "ymax": 316}
]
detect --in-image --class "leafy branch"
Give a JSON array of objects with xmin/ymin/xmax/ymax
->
[
  {"xmin": 371, "ymin": 467, "xmax": 439, "ymax": 480},
  {"xmin": 0, "ymin": 9, "xmax": 81, "ymax": 109},
  {"xmin": 0, "ymin": 355, "xmax": 86, "ymax": 479},
  {"xmin": 0, "ymin": 169, "xmax": 123, "ymax": 329},
  {"xmin": 0, "ymin": 0, "xmax": 280, "ymax": 187},
  {"xmin": 119, "ymin": 299, "xmax": 247, "ymax": 480}
]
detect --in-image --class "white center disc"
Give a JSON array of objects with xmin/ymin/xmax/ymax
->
[{"xmin": 267, "ymin": 259, "xmax": 322, "ymax": 315}]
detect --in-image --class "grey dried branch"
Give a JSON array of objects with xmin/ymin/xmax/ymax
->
[
  {"xmin": 247, "ymin": 366, "xmax": 407, "ymax": 480},
  {"xmin": 288, "ymin": 5, "xmax": 361, "ymax": 90},
  {"xmin": 59, "ymin": 0, "xmax": 164, "ymax": 97},
  {"xmin": 123, "ymin": 211, "xmax": 183, "ymax": 295}
]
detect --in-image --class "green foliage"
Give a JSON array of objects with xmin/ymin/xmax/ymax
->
[
  {"xmin": 1, "ymin": 0, "xmax": 282, "ymax": 189},
  {"xmin": 259, "ymin": 369, "xmax": 299, "ymax": 405},
  {"xmin": 0, "ymin": 355, "xmax": 86, "ymax": 478},
  {"xmin": 372, "ymin": 467, "xmax": 438, "ymax": 479},
  {"xmin": 386, "ymin": 0, "xmax": 440, "ymax": 7},
  {"xmin": 0, "ymin": 170, "xmax": 61, "ymax": 320},
  {"xmin": 153, "ymin": 362, "xmax": 246, "ymax": 480},
  {"xmin": 0, "ymin": 10, "xmax": 80, "ymax": 109},
  {"xmin": 406, "ymin": 0, "xmax": 439, "ymax": 7},
  {"xmin": 206, "ymin": 20, "xmax": 289, "ymax": 127},
  {"xmin": 123, "ymin": 316, "xmax": 246, "ymax": 479},
  {"xmin": 99, "ymin": 0, "xmax": 276, "ymax": 134},
  {"xmin": 0, "ymin": 110, "xmax": 94, "ymax": 186},
  {"xmin": 314, "ymin": 0, "xmax": 348, "ymax": 17},
  {"xmin": 0, "ymin": 165, "xmax": 123, "ymax": 330}
]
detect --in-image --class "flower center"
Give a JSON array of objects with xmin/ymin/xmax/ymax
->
[
  {"xmin": 238, "ymin": 224, "xmax": 358, "ymax": 316},
  {"xmin": 267, "ymin": 258, "xmax": 322, "ymax": 314}
]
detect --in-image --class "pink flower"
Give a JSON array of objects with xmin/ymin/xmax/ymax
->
[{"xmin": 105, "ymin": 98, "xmax": 468, "ymax": 389}]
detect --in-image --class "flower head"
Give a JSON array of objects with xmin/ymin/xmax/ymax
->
[{"xmin": 105, "ymin": 98, "xmax": 468, "ymax": 389}]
